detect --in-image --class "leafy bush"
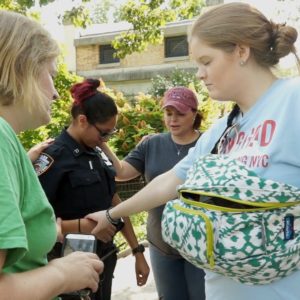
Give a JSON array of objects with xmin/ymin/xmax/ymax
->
[
  {"xmin": 149, "ymin": 68, "xmax": 202, "ymax": 97},
  {"xmin": 114, "ymin": 212, "xmax": 148, "ymax": 251},
  {"xmin": 109, "ymin": 92, "xmax": 164, "ymax": 158}
]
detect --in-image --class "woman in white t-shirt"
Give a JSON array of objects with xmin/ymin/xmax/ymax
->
[{"xmin": 87, "ymin": 3, "xmax": 300, "ymax": 299}]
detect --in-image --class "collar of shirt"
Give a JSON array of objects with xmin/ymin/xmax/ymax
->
[{"xmin": 57, "ymin": 129, "xmax": 97, "ymax": 157}]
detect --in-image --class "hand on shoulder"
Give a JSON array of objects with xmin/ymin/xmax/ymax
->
[{"xmin": 27, "ymin": 138, "xmax": 55, "ymax": 162}]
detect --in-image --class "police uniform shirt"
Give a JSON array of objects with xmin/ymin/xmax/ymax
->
[{"xmin": 35, "ymin": 129, "xmax": 116, "ymax": 220}]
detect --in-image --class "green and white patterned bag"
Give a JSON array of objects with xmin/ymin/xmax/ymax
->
[{"xmin": 161, "ymin": 154, "xmax": 300, "ymax": 285}]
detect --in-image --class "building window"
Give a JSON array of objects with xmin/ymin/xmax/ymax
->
[
  {"xmin": 165, "ymin": 35, "xmax": 188, "ymax": 58},
  {"xmin": 99, "ymin": 44, "xmax": 120, "ymax": 64}
]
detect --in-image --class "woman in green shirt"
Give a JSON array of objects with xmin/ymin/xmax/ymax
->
[{"xmin": 0, "ymin": 10, "xmax": 103, "ymax": 299}]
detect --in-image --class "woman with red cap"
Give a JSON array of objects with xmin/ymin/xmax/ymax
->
[{"xmin": 100, "ymin": 86, "xmax": 205, "ymax": 300}]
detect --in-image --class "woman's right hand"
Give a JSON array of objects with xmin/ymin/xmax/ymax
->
[
  {"xmin": 27, "ymin": 138, "xmax": 54, "ymax": 162},
  {"xmin": 49, "ymin": 251, "xmax": 104, "ymax": 293},
  {"xmin": 85, "ymin": 211, "xmax": 110, "ymax": 235},
  {"xmin": 94, "ymin": 223, "xmax": 117, "ymax": 242}
]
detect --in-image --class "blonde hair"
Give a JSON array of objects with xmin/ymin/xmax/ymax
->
[
  {"xmin": 189, "ymin": 3, "xmax": 299, "ymax": 70},
  {"xmin": 0, "ymin": 10, "xmax": 60, "ymax": 112}
]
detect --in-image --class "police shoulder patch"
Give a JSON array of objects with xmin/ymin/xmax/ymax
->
[{"xmin": 33, "ymin": 152, "xmax": 54, "ymax": 176}]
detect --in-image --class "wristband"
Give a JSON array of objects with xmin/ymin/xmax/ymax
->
[
  {"xmin": 132, "ymin": 244, "xmax": 145, "ymax": 255},
  {"xmin": 105, "ymin": 208, "xmax": 119, "ymax": 226},
  {"xmin": 78, "ymin": 218, "xmax": 81, "ymax": 233}
]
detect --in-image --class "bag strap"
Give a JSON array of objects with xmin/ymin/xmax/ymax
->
[{"xmin": 210, "ymin": 104, "xmax": 240, "ymax": 154}]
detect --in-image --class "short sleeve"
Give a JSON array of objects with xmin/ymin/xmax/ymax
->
[
  {"xmin": 0, "ymin": 132, "xmax": 27, "ymax": 267},
  {"xmin": 124, "ymin": 139, "xmax": 147, "ymax": 174},
  {"xmin": 37, "ymin": 149, "xmax": 64, "ymax": 205}
]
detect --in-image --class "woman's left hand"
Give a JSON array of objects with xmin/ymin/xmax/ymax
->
[{"xmin": 134, "ymin": 253, "xmax": 150, "ymax": 286}]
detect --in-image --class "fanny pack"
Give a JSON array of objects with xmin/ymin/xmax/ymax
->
[{"xmin": 161, "ymin": 154, "xmax": 300, "ymax": 285}]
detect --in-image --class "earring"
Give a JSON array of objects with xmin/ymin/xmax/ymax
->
[{"xmin": 240, "ymin": 61, "xmax": 245, "ymax": 66}]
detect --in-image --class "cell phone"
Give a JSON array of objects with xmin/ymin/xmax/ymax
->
[
  {"xmin": 62, "ymin": 233, "xmax": 97, "ymax": 256},
  {"xmin": 61, "ymin": 234, "xmax": 97, "ymax": 298}
]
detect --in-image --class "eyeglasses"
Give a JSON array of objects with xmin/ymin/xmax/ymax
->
[
  {"xmin": 91, "ymin": 124, "xmax": 118, "ymax": 139},
  {"xmin": 217, "ymin": 123, "xmax": 238, "ymax": 154}
]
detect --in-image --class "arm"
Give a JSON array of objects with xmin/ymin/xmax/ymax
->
[
  {"xmin": 0, "ymin": 249, "xmax": 103, "ymax": 300},
  {"xmin": 61, "ymin": 218, "xmax": 116, "ymax": 243},
  {"xmin": 99, "ymin": 143, "xmax": 141, "ymax": 181},
  {"xmin": 86, "ymin": 169, "xmax": 183, "ymax": 234},
  {"xmin": 112, "ymin": 194, "xmax": 150, "ymax": 286}
]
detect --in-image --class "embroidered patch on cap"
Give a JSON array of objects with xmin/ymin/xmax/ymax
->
[{"xmin": 33, "ymin": 153, "xmax": 54, "ymax": 176}]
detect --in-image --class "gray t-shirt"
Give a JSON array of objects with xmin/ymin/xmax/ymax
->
[{"xmin": 125, "ymin": 132, "xmax": 199, "ymax": 255}]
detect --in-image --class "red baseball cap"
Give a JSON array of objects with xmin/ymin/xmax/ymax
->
[{"xmin": 162, "ymin": 86, "xmax": 198, "ymax": 113}]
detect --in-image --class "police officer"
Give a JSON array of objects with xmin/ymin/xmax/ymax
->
[{"xmin": 35, "ymin": 79, "xmax": 150, "ymax": 300}]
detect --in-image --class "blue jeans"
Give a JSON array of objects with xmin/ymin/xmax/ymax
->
[{"xmin": 149, "ymin": 244, "xmax": 206, "ymax": 300}]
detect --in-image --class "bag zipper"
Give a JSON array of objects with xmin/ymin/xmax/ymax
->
[
  {"xmin": 180, "ymin": 190, "xmax": 300, "ymax": 212},
  {"xmin": 173, "ymin": 203, "xmax": 215, "ymax": 268}
]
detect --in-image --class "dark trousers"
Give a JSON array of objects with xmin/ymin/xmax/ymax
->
[
  {"xmin": 48, "ymin": 241, "xmax": 117, "ymax": 300},
  {"xmin": 93, "ymin": 241, "xmax": 117, "ymax": 300}
]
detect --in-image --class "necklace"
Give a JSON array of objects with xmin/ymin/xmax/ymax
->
[
  {"xmin": 171, "ymin": 131, "xmax": 200, "ymax": 156},
  {"xmin": 173, "ymin": 141, "xmax": 185, "ymax": 156}
]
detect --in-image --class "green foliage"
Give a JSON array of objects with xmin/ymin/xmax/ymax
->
[
  {"xmin": 89, "ymin": 0, "xmax": 121, "ymax": 24},
  {"xmin": 0, "ymin": 0, "xmax": 26, "ymax": 13},
  {"xmin": 19, "ymin": 60, "xmax": 81, "ymax": 151},
  {"xmin": 15, "ymin": 0, "xmax": 55, "ymax": 8},
  {"xmin": 149, "ymin": 68, "xmax": 202, "ymax": 97},
  {"xmin": 109, "ymin": 92, "xmax": 165, "ymax": 158},
  {"xmin": 112, "ymin": 0, "xmax": 205, "ymax": 58},
  {"xmin": 0, "ymin": 0, "xmax": 56, "ymax": 12},
  {"xmin": 1, "ymin": 0, "xmax": 92, "ymax": 28},
  {"xmin": 114, "ymin": 212, "xmax": 148, "ymax": 250},
  {"xmin": 112, "ymin": 1, "xmax": 173, "ymax": 59},
  {"xmin": 170, "ymin": 0, "xmax": 203, "ymax": 20},
  {"xmin": 199, "ymin": 93, "xmax": 233, "ymax": 131},
  {"xmin": 62, "ymin": 5, "xmax": 92, "ymax": 28}
]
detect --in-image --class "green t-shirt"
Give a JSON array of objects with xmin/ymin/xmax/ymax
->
[{"xmin": 0, "ymin": 118, "xmax": 57, "ymax": 272}]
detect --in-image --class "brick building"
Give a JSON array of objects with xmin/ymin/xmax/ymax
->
[
  {"xmin": 72, "ymin": 0, "xmax": 224, "ymax": 96},
  {"xmin": 74, "ymin": 19, "xmax": 196, "ymax": 96}
]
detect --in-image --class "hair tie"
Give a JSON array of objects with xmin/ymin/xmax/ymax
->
[{"xmin": 70, "ymin": 79, "xmax": 100, "ymax": 105}]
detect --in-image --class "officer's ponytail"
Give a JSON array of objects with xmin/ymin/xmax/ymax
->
[
  {"xmin": 71, "ymin": 79, "xmax": 100, "ymax": 105},
  {"xmin": 70, "ymin": 78, "xmax": 118, "ymax": 124}
]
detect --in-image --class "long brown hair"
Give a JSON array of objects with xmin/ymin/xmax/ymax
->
[{"xmin": 189, "ymin": 3, "xmax": 299, "ymax": 70}]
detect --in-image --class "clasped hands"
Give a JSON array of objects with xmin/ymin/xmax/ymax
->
[
  {"xmin": 85, "ymin": 210, "xmax": 111, "ymax": 237},
  {"xmin": 87, "ymin": 216, "xmax": 116, "ymax": 243}
]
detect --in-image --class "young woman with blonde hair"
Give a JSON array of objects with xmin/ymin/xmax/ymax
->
[
  {"xmin": 0, "ymin": 10, "xmax": 102, "ymax": 299},
  {"xmin": 87, "ymin": 3, "xmax": 300, "ymax": 299}
]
